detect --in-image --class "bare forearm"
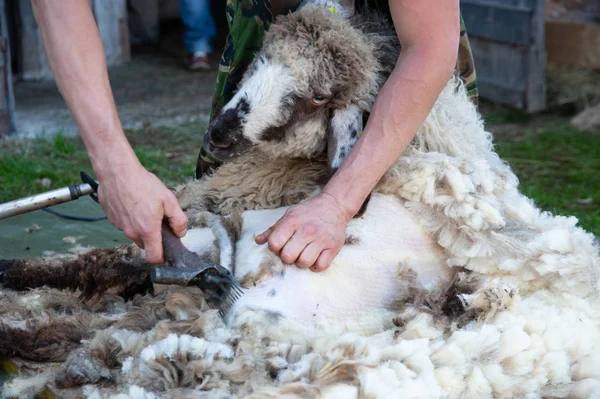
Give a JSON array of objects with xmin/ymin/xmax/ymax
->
[
  {"xmin": 323, "ymin": 1, "xmax": 459, "ymax": 218},
  {"xmin": 32, "ymin": 0, "xmax": 139, "ymax": 179},
  {"xmin": 32, "ymin": 0, "xmax": 188, "ymax": 261},
  {"xmin": 323, "ymin": 48, "xmax": 454, "ymax": 216}
]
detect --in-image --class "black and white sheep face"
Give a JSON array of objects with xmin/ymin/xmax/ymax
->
[
  {"xmin": 203, "ymin": 58, "xmax": 331, "ymax": 162},
  {"xmin": 204, "ymin": 5, "xmax": 384, "ymax": 175}
]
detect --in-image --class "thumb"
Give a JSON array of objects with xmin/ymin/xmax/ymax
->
[
  {"xmin": 255, "ymin": 226, "xmax": 274, "ymax": 245},
  {"xmin": 164, "ymin": 192, "xmax": 188, "ymax": 238}
]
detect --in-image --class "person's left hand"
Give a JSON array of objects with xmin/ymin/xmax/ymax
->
[{"xmin": 255, "ymin": 193, "xmax": 351, "ymax": 272}]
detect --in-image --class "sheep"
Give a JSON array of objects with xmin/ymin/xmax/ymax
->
[
  {"xmin": 2, "ymin": 1, "xmax": 600, "ymax": 397},
  {"xmin": 175, "ymin": 0, "xmax": 599, "ymax": 318},
  {"xmin": 172, "ymin": 1, "xmax": 468, "ymax": 331}
]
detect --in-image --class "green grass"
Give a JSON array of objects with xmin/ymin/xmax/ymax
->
[
  {"xmin": 482, "ymin": 106, "xmax": 533, "ymax": 125},
  {"xmin": 0, "ymin": 123, "xmax": 205, "ymax": 202},
  {"xmin": 495, "ymin": 127, "xmax": 600, "ymax": 236},
  {"xmin": 1, "ymin": 119, "xmax": 598, "ymax": 237}
]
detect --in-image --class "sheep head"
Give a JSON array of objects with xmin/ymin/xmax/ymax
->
[{"xmin": 204, "ymin": 4, "xmax": 391, "ymax": 177}]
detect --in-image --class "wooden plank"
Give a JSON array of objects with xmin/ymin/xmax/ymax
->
[
  {"xmin": 91, "ymin": 0, "xmax": 131, "ymax": 66},
  {"xmin": 0, "ymin": 0, "xmax": 15, "ymax": 136},
  {"xmin": 525, "ymin": 0, "xmax": 546, "ymax": 112},
  {"xmin": 477, "ymin": 82, "xmax": 528, "ymax": 109},
  {"xmin": 470, "ymin": 38, "xmax": 527, "ymax": 109},
  {"xmin": 545, "ymin": 20, "xmax": 600, "ymax": 69},
  {"xmin": 461, "ymin": 1, "xmax": 534, "ymax": 45},
  {"xmin": 19, "ymin": 0, "xmax": 131, "ymax": 80},
  {"xmin": 461, "ymin": 0, "xmax": 546, "ymax": 112},
  {"xmin": 469, "ymin": 38, "xmax": 528, "ymax": 90},
  {"xmin": 18, "ymin": 0, "xmax": 53, "ymax": 81}
]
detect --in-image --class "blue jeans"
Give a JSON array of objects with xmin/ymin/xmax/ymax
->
[{"xmin": 180, "ymin": 0, "xmax": 216, "ymax": 54}]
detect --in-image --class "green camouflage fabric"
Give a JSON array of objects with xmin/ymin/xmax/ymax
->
[
  {"xmin": 458, "ymin": 14, "xmax": 479, "ymax": 105},
  {"xmin": 196, "ymin": 0, "xmax": 479, "ymax": 178}
]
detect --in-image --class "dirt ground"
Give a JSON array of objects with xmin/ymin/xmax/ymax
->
[
  {"xmin": 13, "ymin": 41, "xmax": 219, "ymax": 138},
  {"xmin": 0, "ymin": 199, "xmax": 129, "ymax": 259}
]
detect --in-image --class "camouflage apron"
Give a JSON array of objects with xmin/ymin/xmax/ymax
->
[{"xmin": 196, "ymin": 0, "xmax": 478, "ymax": 178}]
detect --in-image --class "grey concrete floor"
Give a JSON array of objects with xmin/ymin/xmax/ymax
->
[{"xmin": 0, "ymin": 198, "xmax": 130, "ymax": 259}]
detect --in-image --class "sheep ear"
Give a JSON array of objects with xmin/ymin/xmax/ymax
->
[{"xmin": 327, "ymin": 104, "xmax": 363, "ymax": 178}]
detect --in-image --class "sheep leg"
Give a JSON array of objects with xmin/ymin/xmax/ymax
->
[
  {"xmin": 0, "ymin": 245, "xmax": 153, "ymax": 300},
  {"xmin": 186, "ymin": 210, "xmax": 243, "ymax": 274}
]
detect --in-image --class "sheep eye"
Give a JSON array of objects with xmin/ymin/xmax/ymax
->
[{"xmin": 310, "ymin": 96, "xmax": 330, "ymax": 106}]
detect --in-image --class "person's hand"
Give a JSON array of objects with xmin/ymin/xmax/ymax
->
[
  {"xmin": 97, "ymin": 161, "xmax": 188, "ymax": 263},
  {"xmin": 255, "ymin": 192, "xmax": 351, "ymax": 272}
]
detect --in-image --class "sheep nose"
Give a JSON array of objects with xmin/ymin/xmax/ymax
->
[
  {"xmin": 207, "ymin": 121, "xmax": 233, "ymax": 149},
  {"xmin": 210, "ymin": 136, "xmax": 232, "ymax": 149}
]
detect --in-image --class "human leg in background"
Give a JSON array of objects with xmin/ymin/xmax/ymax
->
[{"xmin": 180, "ymin": 0, "xmax": 216, "ymax": 70}]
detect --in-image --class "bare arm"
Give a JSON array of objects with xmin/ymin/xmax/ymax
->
[
  {"xmin": 324, "ymin": 0, "xmax": 460, "ymax": 219},
  {"xmin": 257, "ymin": 0, "xmax": 460, "ymax": 271},
  {"xmin": 32, "ymin": 0, "xmax": 187, "ymax": 262}
]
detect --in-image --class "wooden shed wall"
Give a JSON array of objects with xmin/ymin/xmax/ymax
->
[{"xmin": 461, "ymin": 0, "xmax": 547, "ymax": 112}]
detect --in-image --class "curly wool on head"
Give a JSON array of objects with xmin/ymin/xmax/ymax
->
[{"xmin": 260, "ymin": 4, "xmax": 397, "ymax": 111}]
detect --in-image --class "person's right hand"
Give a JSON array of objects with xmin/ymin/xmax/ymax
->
[{"xmin": 97, "ymin": 161, "xmax": 188, "ymax": 263}]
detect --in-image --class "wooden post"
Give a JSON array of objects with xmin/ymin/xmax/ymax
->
[
  {"xmin": 91, "ymin": 0, "xmax": 131, "ymax": 66},
  {"xmin": 19, "ymin": 0, "xmax": 131, "ymax": 81},
  {"xmin": 461, "ymin": 0, "xmax": 547, "ymax": 112},
  {"xmin": 0, "ymin": 0, "xmax": 16, "ymax": 136},
  {"xmin": 526, "ymin": 0, "xmax": 546, "ymax": 112},
  {"xmin": 18, "ymin": 0, "xmax": 53, "ymax": 80}
]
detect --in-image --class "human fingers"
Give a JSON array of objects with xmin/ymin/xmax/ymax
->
[
  {"xmin": 164, "ymin": 190, "xmax": 188, "ymax": 238},
  {"xmin": 129, "ymin": 234, "xmax": 145, "ymax": 250},
  {"xmin": 267, "ymin": 215, "xmax": 299, "ymax": 253},
  {"xmin": 279, "ymin": 231, "xmax": 312, "ymax": 265},
  {"xmin": 312, "ymin": 248, "xmax": 338, "ymax": 272},
  {"xmin": 296, "ymin": 241, "xmax": 323, "ymax": 268},
  {"xmin": 255, "ymin": 226, "xmax": 273, "ymax": 245},
  {"xmin": 139, "ymin": 216, "xmax": 164, "ymax": 264}
]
